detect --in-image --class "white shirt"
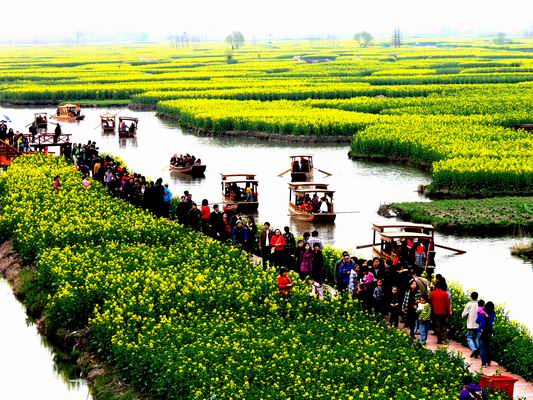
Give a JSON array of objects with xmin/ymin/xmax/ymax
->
[{"xmin": 320, "ymin": 201, "xmax": 328, "ymax": 213}]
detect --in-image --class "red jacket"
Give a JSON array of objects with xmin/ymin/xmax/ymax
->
[
  {"xmin": 277, "ymin": 275, "xmax": 292, "ymax": 296},
  {"xmin": 430, "ymin": 288, "xmax": 451, "ymax": 315},
  {"xmin": 271, "ymin": 234, "xmax": 286, "ymax": 252}
]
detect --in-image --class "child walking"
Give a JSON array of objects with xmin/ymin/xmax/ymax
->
[
  {"xmin": 417, "ymin": 295, "xmax": 431, "ymax": 345},
  {"xmin": 373, "ymin": 279, "xmax": 384, "ymax": 313},
  {"xmin": 389, "ymin": 286, "xmax": 400, "ymax": 327}
]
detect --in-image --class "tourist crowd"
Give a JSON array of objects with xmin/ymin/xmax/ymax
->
[
  {"xmin": 58, "ymin": 141, "xmax": 497, "ymax": 364},
  {"xmin": 0, "ymin": 122, "xmax": 32, "ymax": 152}
]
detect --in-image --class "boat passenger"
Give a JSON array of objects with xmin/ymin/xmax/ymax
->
[
  {"xmin": 129, "ymin": 123, "xmax": 136, "ymax": 134},
  {"xmin": 292, "ymin": 160, "xmax": 301, "ymax": 172},
  {"xmin": 245, "ymin": 187, "xmax": 254, "ymax": 202},
  {"xmin": 300, "ymin": 157, "xmax": 309, "ymax": 172},
  {"xmin": 170, "ymin": 154, "xmax": 177, "ymax": 166},
  {"xmin": 320, "ymin": 196, "xmax": 330, "ymax": 213}
]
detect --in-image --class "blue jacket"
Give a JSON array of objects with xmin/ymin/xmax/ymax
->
[
  {"xmin": 476, "ymin": 312, "xmax": 495, "ymax": 335},
  {"xmin": 163, "ymin": 188, "xmax": 172, "ymax": 203},
  {"xmin": 459, "ymin": 383, "xmax": 487, "ymax": 400}
]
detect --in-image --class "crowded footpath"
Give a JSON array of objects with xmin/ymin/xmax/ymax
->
[{"xmin": 54, "ymin": 141, "xmax": 498, "ymax": 397}]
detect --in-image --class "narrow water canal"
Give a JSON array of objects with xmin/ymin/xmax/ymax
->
[
  {"xmin": 1, "ymin": 105, "xmax": 532, "ymax": 335},
  {"xmin": 0, "ymin": 278, "xmax": 91, "ymax": 399}
]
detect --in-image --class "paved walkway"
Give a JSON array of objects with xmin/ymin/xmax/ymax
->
[{"xmin": 401, "ymin": 324, "xmax": 533, "ymax": 399}]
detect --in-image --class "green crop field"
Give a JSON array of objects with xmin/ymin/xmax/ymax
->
[
  {"xmin": 1, "ymin": 39, "xmax": 532, "ymax": 196},
  {"xmin": 0, "ymin": 154, "xmax": 495, "ymax": 400}
]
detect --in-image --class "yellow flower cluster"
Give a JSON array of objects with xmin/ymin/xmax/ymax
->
[{"xmin": 0, "ymin": 154, "xmax": 511, "ymax": 399}]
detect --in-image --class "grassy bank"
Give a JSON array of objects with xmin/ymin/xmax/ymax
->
[
  {"xmin": 511, "ymin": 241, "xmax": 533, "ymax": 261},
  {"xmin": 0, "ymin": 154, "xmax": 511, "ymax": 399},
  {"xmin": 390, "ymin": 196, "xmax": 533, "ymax": 234}
]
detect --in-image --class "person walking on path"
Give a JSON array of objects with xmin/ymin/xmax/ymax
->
[
  {"xmin": 477, "ymin": 301, "xmax": 495, "ymax": 367},
  {"xmin": 402, "ymin": 279, "xmax": 421, "ymax": 337},
  {"xmin": 246, "ymin": 215, "xmax": 257, "ymax": 254},
  {"xmin": 310, "ymin": 243, "xmax": 325, "ymax": 300},
  {"xmin": 417, "ymin": 295, "xmax": 431, "ymax": 345},
  {"xmin": 335, "ymin": 253, "xmax": 355, "ymax": 291},
  {"xmin": 461, "ymin": 291, "xmax": 480, "ymax": 358},
  {"xmin": 389, "ymin": 286, "xmax": 401, "ymax": 327},
  {"xmin": 282, "ymin": 226, "xmax": 296, "ymax": 270},
  {"xmin": 430, "ymin": 280, "xmax": 451, "ymax": 344},
  {"xmin": 299, "ymin": 243, "xmax": 313, "ymax": 280},
  {"xmin": 270, "ymin": 229, "xmax": 286, "ymax": 269},
  {"xmin": 258, "ymin": 222, "xmax": 273, "ymax": 269},
  {"xmin": 200, "ymin": 200, "xmax": 211, "ymax": 235}
]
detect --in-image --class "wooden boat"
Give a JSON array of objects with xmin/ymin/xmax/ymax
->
[
  {"xmin": 221, "ymin": 173, "xmax": 258, "ymax": 212},
  {"xmin": 290, "ymin": 155, "xmax": 314, "ymax": 182},
  {"xmin": 34, "ymin": 112, "xmax": 48, "ymax": 130},
  {"xmin": 100, "ymin": 112, "xmax": 116, "ymax": 133},
  {"xmin": 356, "ymin": 223, "xmax": 466, "ymax": 269},
  {"xmin": 118, "ymin": 116, "xmax": 138, "ymax": 138},
  {"xmin": 288, "ymin": 182, "xmax": 336, "ymax": 223},
  {"xmin": 50, "ymin": 103, "xmax": 85, "ymax": 122},
  {"xmin": 170, "ymin": 163, "xmax": 207, "ymax": 176}
]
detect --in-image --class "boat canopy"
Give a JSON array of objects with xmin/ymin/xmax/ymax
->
[
  {"xmin": 379, "ymin": 232, "xmax": 433, "ymax": 242},
  {"xmin": 372, "ymin": 222, "xmax": 435, "ymax": 232},
  {"xmin": 293, "ymin": 188, "xmax": 334, "ymax": 194},
  {"xmin": 100, "ymin": 112, "xmax": 116, "ymax": 119},
  {"xmin": 289, "ymin": 182, "xmax": 329, "ymax": 188},
  {"xmin": 221, "ymin": 173, "xmax": 256, "ymax": 181},
  {"xmin": 119, "ymin": 116, "xmax": 138, "ymax": 122},
  {"xmin": 222, "ymin": 179, "xmax": 258, "ymax": 184}
]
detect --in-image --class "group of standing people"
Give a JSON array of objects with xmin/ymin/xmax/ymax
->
[
  {"xmin": 0, "ymin": 123, "xmax": 31, "ymax": 152},
  {"xmin": 461, "ymin": 292, "xmax": 496, "ymax": 367},
  {"xmin": 68, "ymin": 141, "xmax": 174, "ymax": 218},
  {"xmin": 336, "ymin": 254, "xmax": 453, "ymax": 345}
]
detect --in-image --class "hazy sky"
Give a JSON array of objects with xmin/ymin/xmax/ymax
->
[{"xmin": 1, "ymin": 0, "xmax": 532, "ymax": 41}]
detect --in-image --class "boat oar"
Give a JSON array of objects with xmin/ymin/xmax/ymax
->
[
  {"xmin": 356, "ymin": 243, "xmax": 374, "ymax": 249},
  {"xmin": 25, "ymin": 121, "xmax": 34, "ymax": 127},
  {"xmin": 434, "ymin": 243, "xmax": 466, "ymax": 254},
  {"xmin": 314, "ymin": 167, "xmax": 332, "ymax": 176},
  {"xmin": 277, "ymin": 168, "xmax": 291, "ymax": 177},
  {"xmin": 93, "ymin": 124, "xmax": 102, "ymax": 130},
  {"xmin": 161, "ymin": 164, "xmax": 170, "ymax": 171}
]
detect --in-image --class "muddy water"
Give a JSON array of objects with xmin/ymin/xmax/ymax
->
[
  {"xmin": 0, "ymin": 278, "xmax": 91, "ymax": 399},
  {"xmin": 1, "ymin": 106, "xmax": 532, "ymax": 333}
]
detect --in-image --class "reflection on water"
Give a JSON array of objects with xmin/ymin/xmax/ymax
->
[
  {"xmin": 1, "ymin": 106, "xmax": 532, "ymax": 331},
  {"xmin": 0, "ymin": 278, "xmax": 91, "ymax": 400}
]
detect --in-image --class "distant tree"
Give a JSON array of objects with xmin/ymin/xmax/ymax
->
[
  {"xmin": 353, "ymin": 31, "xmax": 373, "ymax": 47},
  {"xmin": 226, "ymin": 31, "xmax": 245, "ymax": 50},
  {"xmin": 493, "ymin": 32, "xmax": 510, "ymax": 45}
]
